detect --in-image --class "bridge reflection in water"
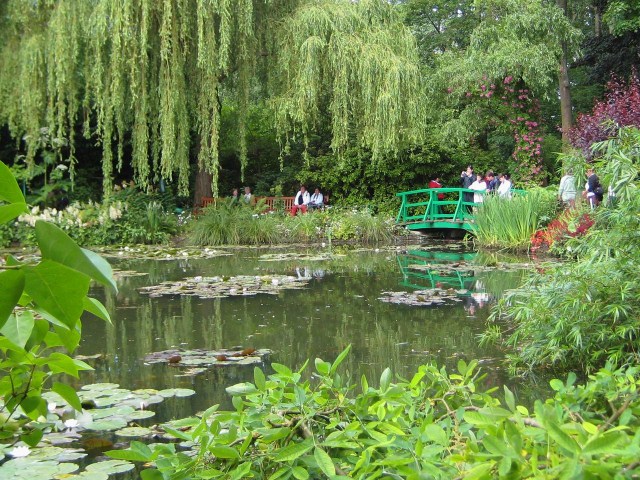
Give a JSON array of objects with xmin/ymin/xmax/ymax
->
[{"xmin": 396, "ymin": 249, "xmax": 491, "ymax": 315}]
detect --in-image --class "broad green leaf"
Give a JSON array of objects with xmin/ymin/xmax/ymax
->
[
  {"xmin": 271, "ymin": 363, "xmax": 293, "ymax": 377},
  {"xmin": 254, "ymin": 366, "xmax": 266, "ymax": 391},
  {"xmin": 0, "ymin": 270, "xmax": 24, "ymax": 329},
  {"xmin": 268, "ymin": 466, "xmax": 290, "ymax": 480},
  {"xmin": 83, "ymin": 297, "xmax": 111, "ymax": 323},
  {"xmin": 24, "ymin": 260, "xmax": 90, "ymax": 329},
  {"xmin": 545, "ymin": 421, "xmax": 580, "ymax": 455},
  {"xmin": 424, "ymin": 424, "xmax": 448, "ymax": 446},
  {"xmin": 361, "ymin": 374, "xmax": 369, "ymax": 392},
  {"xmin": 140, "ymin": 469, "xmax": 164, "ymax": 480},
  {"xmin": 53, "ymin": 324, "xmax": 82, "ymax": 351},
  {"xmin": 228, "ymin": 462, "xmax": 251, "ymax": 480},
  {"xmin": 315, "ymin": 358, "xmax": 330, "ymax": 376},
  {"xmin": 504, "ymin": 385, "xmax": 515, "ymax": 412},
  {"xmin": 0, "ymin": 161, "xmax": 25, "ymax": 203},
  {"xmin": 26, "ymin": 319, "xmax": 49, "ymax": 350},
  {"xmin": 314, "ymin": 447, "xmax": 336, "ymax": 477},
  {"xmin": 0, "ymin": 203, "xmax": 28, "ymax": 225},
  {"xmin": 273, "ymin": 438, "xmax": 314, "ymax": 461},
  {"xmin": 107, "ymin": 441, "xmax": 154, "ymax": 462},
  {"xmin": 1, "ymin": 311, "xmax": 35, "ymax": 349},
  {"xmin": 21, "ymin": 428, "xmax": 43, "ymax": 447},
  {"xmin": 208, "ymin": 446, "xmax": 240, "ymax": 459},
  {"xmin": 463, "ymin": 462, "xmax": 495, "ymax": 480},
  {"xmin": 329, "ymin": 344, "xmax": 352, "ymax": 375},
  {"xmin": 52, "ymin": 381, "xmax": 83, "ymax": 411},
  {"xmin": 226, "ymin": 382, "xmax": 258, "ymax": 396},
  {"xmin": 34, "ymin": 221, "xmax": 117, "ymax": 292},
  {"xmin": 464, "ymin": 411, "xmax": 496, "ymax": 426},
  {"xmin": 47, "ymin": 352, "xmax": 92, "ymax": 377},
  {"xmin": 380, "ymin": 368, "xmax": 391, "ymax": 392},
  {"xmin": 582, "ymin": 432, "xmax": 624, "ymax": 456},
  {"xmin": 292, "ymin": 465, "xmax": 309, "ymax": 480}
]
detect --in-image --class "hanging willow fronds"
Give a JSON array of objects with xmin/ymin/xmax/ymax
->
[{"xmin": 0, "ymin": 0, "xmax": 425, "ymax": 195}]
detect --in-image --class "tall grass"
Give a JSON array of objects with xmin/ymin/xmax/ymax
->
[
  {"xmin": 188, "ymin": 204, "xmax": 280, "ymax": 245},
  {"xmin": 474, "ymin": 188, "xmax": 558, "ymax": 250},
  {"xmin": 188, "ymin": 205, "xmax": 395, "ymax": 246}
]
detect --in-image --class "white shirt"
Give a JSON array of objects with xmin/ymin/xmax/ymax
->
[
  {"xmin": 497, "ymin": 180, "xmax": 512, "ymax": 198},
  {"xmin": 295, "ymin": 190, "xmax": 310, "ymax": 205},
  {"xmin": 470, "ymin": 180, "xmax": 487, "ymax": 203},
  {"xmin": 310, "ymin": 192, "xmax": 324, "ymax": 206}
]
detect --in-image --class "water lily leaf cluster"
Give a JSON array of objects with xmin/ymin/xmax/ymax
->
[
  {"xmin": 139, "ymin": 274, "xmax": 310, "ymax": 299},
  {"xmin": 378, "ymin": 289, "xmax": 464, "ymax": 306},
  {"xmin": 144, "ymin": 348, "xmax": 271, "ymax": 369},
  {"xmin": 98, "ymin": 246, "xmax": 232, "ymax": 261}
]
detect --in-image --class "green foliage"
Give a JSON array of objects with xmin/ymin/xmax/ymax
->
[
  {"xmin": 474, "ymin": 188, "xmax": 558, "ymax": 250},
  {"xmin": 109, "ymin": 347, "xmax": 640, "ymax": 478},
  {"xmin": 188, "ymin": 205, "xmax": 395, "ymax": 246},
  {"xmin": 484, "ymin": 127, "xmax": 640, "ymax": 373},
  {"xmin": 0, "ymin": 161, "xmax": 115, "ymax": 442}
]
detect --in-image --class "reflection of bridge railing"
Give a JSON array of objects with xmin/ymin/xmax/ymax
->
[
  {"xmin": 397, "ymin": 250, "xmax": 477, "ymax": 291},
  {"xmin": 395, "ymin": 188, "xmax": 525, "ymax": 232}
]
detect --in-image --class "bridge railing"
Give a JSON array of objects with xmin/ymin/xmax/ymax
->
[{"xmin": 395, "ymin": 187, "xmax": 482, "ymax": 225}]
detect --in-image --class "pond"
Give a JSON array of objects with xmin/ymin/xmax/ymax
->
[{"xmin": 76, "ymin": 242, "xmax": 534, "ymax": 424}]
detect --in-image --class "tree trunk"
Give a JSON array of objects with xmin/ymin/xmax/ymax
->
[
  {"xmin": 557, "ymin": 0, "xmax": 573, "ymax": 147},
  {"xmin": 193, "ymin": 168, "xmax": 213, "ymax": 207}
]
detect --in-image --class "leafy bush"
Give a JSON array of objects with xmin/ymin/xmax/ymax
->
[
  {"xmin": 108, "ymin": 347, "xmax": 640, "ymax": 479},
  {"xmin": 484, "ymin": 127, "xmax": 640, "ymax": 373},
  {"xmin": 474, "ymin": 188, "xmax": 558, "ymax": 250}
]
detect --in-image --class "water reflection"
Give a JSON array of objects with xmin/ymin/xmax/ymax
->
[{"xmin": 79, "ymin": 246, "xmax": 528, "ymax": 419}]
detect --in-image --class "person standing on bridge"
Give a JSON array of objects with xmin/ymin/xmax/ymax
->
[
  {"xmin": 429, "ymin": 176, "xmax": 445, "ymax": 215},
  {"xmin": 460, "ymin": 166, "xmax": 474, "ymax": 212},
  {"xmin": 470, "ymin": 173, "xmax": 487, "ymax": 208}
]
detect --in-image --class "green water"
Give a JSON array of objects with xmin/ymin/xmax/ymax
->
[{"xmin": 77, "ymin": 244, "xmax": 528, "ymax": 422}]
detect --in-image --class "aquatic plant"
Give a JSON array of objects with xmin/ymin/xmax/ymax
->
[{"xmin": 473, "ymin": 188, "xmax": 558, "ymax": 250}]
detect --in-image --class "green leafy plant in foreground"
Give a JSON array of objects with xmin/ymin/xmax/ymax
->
[
  {"xmin": 109, "ymin": 345, "xmax": 640, "ymax": 479},
  {"xmin": 0, "ymin": 161, "xmax": 115, "ymax": 444}
]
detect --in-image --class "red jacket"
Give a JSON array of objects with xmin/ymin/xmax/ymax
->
[{"xmin": 429, "ymin": 180, "xmax": 445, "ymax": 200}]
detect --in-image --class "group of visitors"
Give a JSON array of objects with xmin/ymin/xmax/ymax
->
[
  {"xmin": 230, "ymin": 186, "xmax": 255, "ymax": 206},
  {"xmin": 558, "ymin": 168, "xmax": 607, "ymax": 210},
  {"xmin": 459, "ymin": 166, "xmax": 513, "ymax": 202},
  {"xmin": 230, "ymin": 184, "xmax": 325, "ymax": 216},
  {"xmin": 291, "ymin": 185, "xmax": 324, "ymax": 216}
]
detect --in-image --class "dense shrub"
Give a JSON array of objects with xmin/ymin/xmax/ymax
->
[{"xmin": 484, "ymin": 127, "xmax": 640, "ymax": 374}]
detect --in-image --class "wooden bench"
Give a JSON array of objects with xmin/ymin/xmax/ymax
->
[{"xmin": 195, "ymin": 194, "xmax": 329, "ymax": 215}]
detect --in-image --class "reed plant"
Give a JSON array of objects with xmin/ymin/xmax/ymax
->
[
  {"xmin": 188, "ymin": 203, "xmax": 280, "ymax": 245},
  {"xmin": 473, "ymin": 188, "xmax": 558, "ymax": 250}
]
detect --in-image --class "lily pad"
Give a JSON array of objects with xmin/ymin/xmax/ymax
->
[
  {"xmin": 258, "ymin": 252, "xmax": 343, "ymax": 261},
  {"xmin": 58, "ymin": 471, "xmax": 109, "ymax": 480},
  {"xmin": 87, "ymin": 418, "xmax": 128, "ymax": 431},
  {"xmin": 84, "ymin": 459, "xmax": 135, "ymax": 474},
  {"xmin": 378, "ymin": 289, "xmax": 463, "ymax": 306},
  {"xmin": 139, "ymin": 274, "xmax": 309, "ymax": 299},
  {"xmin": 115, "ymin": 426, "xmax": 153, "ymax": 437},
  {"xmin": 97, "ymin": 245, "xmax": 232, "ymax": 260},
  {"xmin": 0, "ymin": 458, "xmax": 79, "ymax": 479},
  {"xmin": 144, "ymin": 347, "xmax": 271, "ymax": 369},
  {"xmin": 156, "ymin": 388, "xmax": 196, "ymax": 398}
]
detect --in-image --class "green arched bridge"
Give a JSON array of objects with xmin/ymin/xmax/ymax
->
[{"xmin": 396, "ymin": 187, "xmax": 523, "ymax": 232}]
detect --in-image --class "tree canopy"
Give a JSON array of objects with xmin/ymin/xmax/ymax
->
[{"xmin": 0, "ymin": 0, "xmax": 425, "ymax": 196}]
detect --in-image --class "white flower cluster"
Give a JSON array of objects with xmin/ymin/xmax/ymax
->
[{"xmin": 18, "ymin": 201, "xmax": 125, "ymax": 229}]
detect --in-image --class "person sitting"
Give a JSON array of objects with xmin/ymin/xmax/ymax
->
[
  {"xmin": 290, "ymin": 185, "xmax": 310, "ymax": 216},
  {"xmin": 308, "ymin": 188, "xmax": 324, "ymax": 210},
  {"xmin": 497, "ymin": 173, "xmax": 512, "ymax": 198},
  {"xmin": 243, "ymin": 186, "xmax": 256, "ymax": 206},
  {"xmin": 229, "ymin": 188, "xmax": 240, "ymax": 206}
]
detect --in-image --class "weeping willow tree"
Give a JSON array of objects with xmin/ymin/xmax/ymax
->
[{"xmin": 0, "ymin": 0, "xmax": 425, "ymax": 202}]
